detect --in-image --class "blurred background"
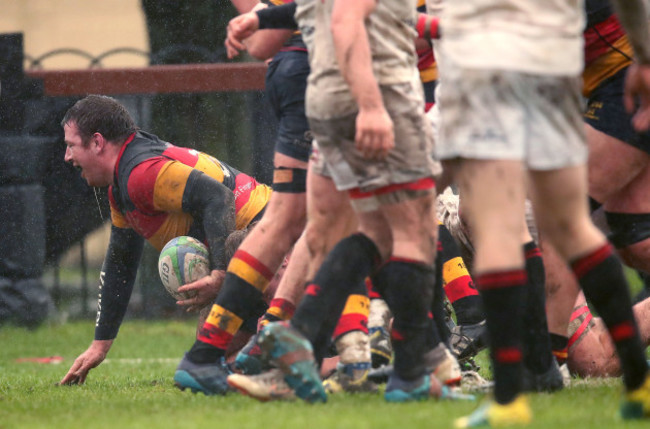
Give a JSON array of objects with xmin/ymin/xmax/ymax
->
[{"xmin": 0, "ymin": 0, "xmax": 277, "ymax": 327}]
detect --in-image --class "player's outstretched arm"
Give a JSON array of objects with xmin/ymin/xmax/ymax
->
[
  {"xmin": 59, "ymin": 339, "xmax": 113, "ymax": 385},
  {"xmin": 60, "ymin": 226, "xmax": 143, "ymax": 385},
  {"xmin": 176, "ymin": 171, "xmax": 236, "ymax": 311}
]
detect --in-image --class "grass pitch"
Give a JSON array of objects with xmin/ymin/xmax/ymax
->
[{"xmin": 0, "ymin": 319, "xmax": 646, "ymax": 429}]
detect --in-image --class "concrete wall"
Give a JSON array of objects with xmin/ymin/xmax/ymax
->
[{"xmin": 0, "ymin": 0, "xmax": 148, "ymax": 69}]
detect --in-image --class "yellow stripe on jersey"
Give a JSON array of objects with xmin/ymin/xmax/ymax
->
[
  {"xmin": 152, "ymin": 160, "xmax": 192, "ymax": 213},
  {"xmin": 419, "ymin": 66, "xmax": 438, "ymax": 84},
  {"xmin": 442, "ymin": 257, "xmax": 470, "ymax": 287},
  {"xmin": 583, "ymin": 37, "xmax": 633, "ymax": 97},
  {"xmin": 110, "ymin": 204, "xmax": 130, "ymax": 229},
  {"xmin": 194, "ymin": 153, "xmax": 227, "ymax": 182},
  {"xmin": 148, "ymin": 212, "xmax": 194, "ymax": 251},
  {"xmin": 205, "ymin": 305, "xmax": 244, "ymax": 335},
  {"xmin": 236, "ymin": 184, "xmax": 272, "ymax": 230},
  {"xmin": 341, "ymin": 294, "xmax": 370, "ymax": 317},
  {"xmin": 228, "ymin": 254, "xmax": 272, "ymax": 291}
]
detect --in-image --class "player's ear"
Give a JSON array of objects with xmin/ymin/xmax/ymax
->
[{"xmin": 92, "ymin": 132, "xmax": 107, "ymax": 152}]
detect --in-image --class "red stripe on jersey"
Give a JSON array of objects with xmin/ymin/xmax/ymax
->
[
  {"xmin": 161, "ymin": 145, "xmax": 200, "ymax": 166},
  {"xmin": 584, "ymin": 14, "xmax": 626, "ymax": 65},
  {"xmin": 123, "ymin": 159, "xmax": 170, "ymax": 238},
  {"xmin": 113, "ymin": 133, "xmax": 136, "ymax": 177},
  {"xmin": 233, "ymin": 173, "xmax": 257, "ymax": 213}
]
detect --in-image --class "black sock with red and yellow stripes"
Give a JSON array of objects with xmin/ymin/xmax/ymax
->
[
  {"xmin": 291, "ymin": 233, "xmax": 381, "ymax": 362},
  {"xmin": 431, "ymin": 253, "xmax": 449, "ymax": 345},
  {"xmin": 522, "ymin": 241, "xmax": 554, "ymax": 374},
  {"xmin": 187, "ymin": 249, "xmax": 274, "ymax": 364},
  {"xmin": 573, "ymin": 243, "xmax": 648, "ymax": 391},
  {"xmin": 477, "ymin": 269, "xmax": 527, "ymax": 404},
  {"xmin": 258, "ymin": 298, "xmax": 296, "ymax": 330},
  {"xmin": 438, "ymin": 224, "xmax": 484, "ymax": 326},
  {"xmin": 550, "ymin": 333, "xmax": 569, "ymax": 366}
]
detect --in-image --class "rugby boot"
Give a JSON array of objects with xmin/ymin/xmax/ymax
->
[
  {"xmin": 174, "ymin": 353, "xmax": 232, "ymax": 395},
  {"xmin": 369, "ymin": 326, "xmax": 393, "ymax": 368},
  {"xmin": 234, "ymin": 332, "xmax": 267, "ymax": 375},
  {"xmin": 322, "ymin": 362, "xmax": 378, "ymax": 394},
  {"xmin": 368, "ymin": 298, "xmax": 393, "ymax": 368},
  {"xmin": 454, "ymin": 395, "xmax": 532, "ymax": 428},
  {"xmin": 367, "ymin": 363, "xmax": 392, "ymax": 384},
  {"xmin": 521, "ymin": 359, "xmax": 565, "ymax": 393},
  {"xmin": 227, "ymin": 369, "xmax": 296, "ymax": 401},
  {"xmin": 621, "ymin": 372, "xmax": 650, "ymax": 419},
  {"xmin": 257, "ymin": 321, "xmax": 327, "ymax": 403},
  {"xmin": 450, "ymin": 320, "xmax": 489, "ymax": 362},
  {"xmin": 385, "ymin": 373, "xmax": 448, "ymax": 402},
  {"xmin": 426, "ymin": 343, "xmax": 462, "ymax": 388},
  {"xmin": 461, "ymin": 370, "xmax": 494, "ymax": 393}
]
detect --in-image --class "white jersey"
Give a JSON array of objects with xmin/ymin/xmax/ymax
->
[
  {"xmin": 296, "ymin": 0, "xmax": 419, "ymax": 120},
  {"xmin": 440, "ymin": 0, "xmax": 585, "ymax": 75}
]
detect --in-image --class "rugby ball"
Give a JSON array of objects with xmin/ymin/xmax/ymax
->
[{"xmin": 158, "ymin": 236, "xmax": 210, "ymax": 300}]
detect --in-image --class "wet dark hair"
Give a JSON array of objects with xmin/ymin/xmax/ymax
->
[{"xmin": 61, "ymin": 95, "xmax": 138, "ymax": 145}]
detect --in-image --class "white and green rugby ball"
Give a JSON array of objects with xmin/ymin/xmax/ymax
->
[{"xmin": 158, "ymin": 236, "xmax": 210, "ymax": 300}]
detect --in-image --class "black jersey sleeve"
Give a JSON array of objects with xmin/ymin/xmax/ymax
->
[
  {"xmin": 94, "ymin": 225, "xmax": 144, "ymax": 340},
  {"xmin": 182, "ymin": 169, "xmax": 236, "ymax": 271},
  {"xmin": 257, "ymin": 2, "xmax": 298, "ymax": 30}
]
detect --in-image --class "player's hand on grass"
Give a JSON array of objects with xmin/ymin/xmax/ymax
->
[
  {"xmin": 355, "ymin": 107, "xmax": 394, "ymax": 160},
  {"xmin": 59, "ymin": 339, "xmax": 113, "ymax": 386},
  {"xmin": 624, "ymin": 62, "xmax": 650, "ymax": 132},
  {"xmin": 225, "ymin": 11, "xmax": 261, "ymax": 59},
  {"xmin": 176, "ymin": 269, "xmax": 225, "ymax": 312}
]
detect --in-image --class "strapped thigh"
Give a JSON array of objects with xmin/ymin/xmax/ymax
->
[
  {"xmin": 271, "ymin": 167, "xmax": 307, "ymax": 193},
  {"xmin": 605, "ymin": 212, "xmax": 650, "ymax": 248}
]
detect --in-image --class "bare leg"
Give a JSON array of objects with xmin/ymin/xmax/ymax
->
[
  {"xmin": 542, "ymin": 238, "xmax": 581, "ymax": 337},
  {"xmin": 587, "ymin": 124, "xmax": 650, "ymax": 272},
  {"xmin": 234, "ymin": 153, "xmax": 308, "ymax": 275},
  {"xmin": 304, "ymin": 168, "xmax": 357, "ymax": 279}
]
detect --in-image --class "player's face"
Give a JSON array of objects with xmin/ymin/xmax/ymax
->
[{"xmin": 63, "ymin": 122, "xmax": 109, "ymax": 187}]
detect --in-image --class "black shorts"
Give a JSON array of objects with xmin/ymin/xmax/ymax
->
[
  {"xmin": 584, "ymin": 68, "xmax": 650, "ymax": 154},
  {"xmin": 265, "ymin": 50, "xmax": 312, "ymax": 163}
]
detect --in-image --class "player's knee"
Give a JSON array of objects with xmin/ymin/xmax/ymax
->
[{"xmin": 304, "ymin": 220, "xmax": 330, "ymax": 259}]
